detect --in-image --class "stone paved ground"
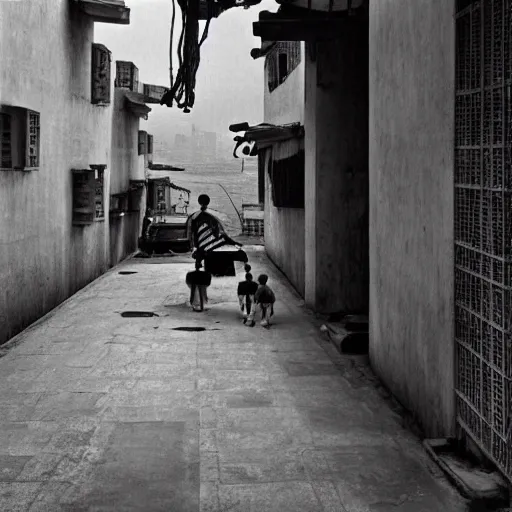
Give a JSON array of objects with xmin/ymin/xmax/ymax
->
[{"xmin": 0, "ymin": 248, "xmax": 468, "ymax": 511}]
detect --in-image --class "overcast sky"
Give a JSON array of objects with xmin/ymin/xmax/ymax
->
[{"xmin": 96, "ymin": 0, "xmax": 276, "ymax": 144}]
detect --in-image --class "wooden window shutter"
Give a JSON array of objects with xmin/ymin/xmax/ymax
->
[
  {"xmin": 266, "ymin": 53, "xmax": 278, "ymax": 92},
  {"xmin": 115, "ymin": 61, "xmax": 139, "ymax": 91},
  {"xmin": 91, "ymin": 43, "xmax": 112, "ymax": 105},
  {"xmin": 147, "ymin": 134, "xmax": 153, "ymax": 154},
  {"xmin": 257, "ymin": 150, "xmax": 265, "ymax": 205},
  {"xmin": 270, "ymin": 149, "xmax": 305, "ymax": 208},
  {"xmin": 138, "ymin": 130, "xmax": 147, "ymax": 155}
]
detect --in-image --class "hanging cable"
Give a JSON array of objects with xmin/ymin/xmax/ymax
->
[
  {"xmin": 162, "ymin": 0, "xmax": 262, "ymax": 112},
  {"xmin": 161, "ymin": 0, "xmax": 213, "ymax": 112}
]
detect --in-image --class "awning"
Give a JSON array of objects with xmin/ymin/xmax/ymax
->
[
  {"xmin": 253, "ymin": 5, "xmax": 360, "ymax": 41},
  {"xmin": 230, "ymin": 122, "xmax": 304, "ymax": 143},
  {"xmin": 124, "ymin": 91, "xmax": 152, "ymax": 120},
  {"xmin": 148, "ymin": 177, "xmax": 191, "ymax": 195},
  {"xmin": 274, "ymin": 0, "xmax": 363, "ymax": 12},
  {"xmin": 229, "ymin": 122, "xmax": 304, "ymax": 158},
  {"xmin": 170, "ymin": 182, "xmax": 191, "ymax": 194},
  {"xmin": 73, "ymin": 0, "xmax": 130, "ymax": 25}
]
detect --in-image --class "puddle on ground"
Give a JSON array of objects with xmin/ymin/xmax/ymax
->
[
  {"xmin": 171, "ymin": 327, "xmax": 222, "ymax": 332},
  {"xmin": 120, "ymin": 311, "xmax": 159, "ymax": 318},
  {"xmin": 119, "ymin": 271, "xmax": 138, "ymax": 275}
]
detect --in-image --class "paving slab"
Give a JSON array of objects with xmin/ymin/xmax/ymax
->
[{"xmin": 0, "ymin": 249, "xmax": 468, "ymax": 511}]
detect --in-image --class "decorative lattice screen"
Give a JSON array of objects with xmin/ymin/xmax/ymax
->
[{"xmin": 455, "ymin": 0, "xmax": 512, "ymax": 479}]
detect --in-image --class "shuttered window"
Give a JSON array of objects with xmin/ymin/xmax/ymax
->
[
  {"xmin": 270, "ymin": 149, "xmax": 304, "ymax": 208},
  {"xmin": 0, "ymin": 107, "xmax": 40, "ymax": 171}
]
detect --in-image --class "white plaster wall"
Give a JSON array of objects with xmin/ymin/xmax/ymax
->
[
  {"xmin": 110, "ymin": 88, "xmax": 140, "ymax": 194},
  {"xmin": 0, "ymin": 0, "xmax": 112, "ymax": 343},
  {"xmin": 109, "ymin": 89, "xmax": 146, "ymax": 266},
  {"xmin": 369, "ymin": 0, "xmax": 455, "ymax": 437},
  {"xmin": 263, "ymin": 44, "xmax": 306, "ymax": 295}
]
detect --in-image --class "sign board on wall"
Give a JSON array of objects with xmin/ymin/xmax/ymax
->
[
  {"xmin": 91, "ymin": 43, "xmax": 112, "ymax": 105},
  {"xmin": 72, "ymin": 169, "xmax": 96, "ymax": 225}
]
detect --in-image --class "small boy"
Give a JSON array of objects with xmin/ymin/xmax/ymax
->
[
  {"xmin": 186, "ymin": 261, "xmax": 212, "ymax": 312},
  {"xmin": 237, "ymin": 264, "xmax": 258, "ymax": 326},
  {"xmin": 254, "ymin": 274, "xmax": 276, "ymax": 328}
]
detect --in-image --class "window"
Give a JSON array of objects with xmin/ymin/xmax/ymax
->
[
  {"xmin": 257, "ymin": 149, "xmax": 267, "ymax": 205},
  {"xmin": 266, "ymin": 42, "xmax": 301, "ymax": 93},
  {"xmin": 71, "ymin": 165, "xmax": 106, "ymax": 225},
  {"xmin": 115, "ymin": 61, "xmax": 139, "ymax": 91},
  {"xmin": 270, "ymin": 149, "xmax": 304, "ymax": 208},
  {"xmin": 1, "ymin": 113, "xmax": 12, "ymax": 168},
  {"xmin": 138, "ymin": 130, "xmax": 147, "ymax": 155},
  {"xmin": 94, "ymin": 166, "xmax": 105, "ymax": 219},
  {"xmin": 91, "ymin": 43, "xmax": 112, "ymax": 105},
  {"xmin": 278, "ymin": 53, "xmax": 288, "ymax": 81},
  {"xmin": 0, "ymin": 106, "xmax": 40, "ymax": 171},
  {"xmin": 147, "ymin": 134, "xmax": 154, "ymax": 155},
  {"xmin": 110, "ymin": 192, "xmax": 128, "ymax": 215}
]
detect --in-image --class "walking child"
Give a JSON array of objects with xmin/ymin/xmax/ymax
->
[
  {"xmin": 254, "ymin": 274, "xmax": 276, "ymax": 328},
  {"xmin": 237, "ymin": 264, "xmax": 258, "ymax": 326},
  {"xmin": 186, "ymin": 261, "xmax": 212, "ymax": 312}
]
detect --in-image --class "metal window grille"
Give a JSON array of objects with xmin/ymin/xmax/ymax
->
[
  {"xmin": 455, "ymin": 0, "xmax": 512, "ymax": 480},
  {"xmin": 91, "ymin": 43, "xmax": 112, "ymax": 105},
  {"xmin": 26, "ymin": 111, "xmax": 40, "ymax": 168},
  {"xmin": 95, "ymin": 168, "xmax": 105, "ymax": 219}
]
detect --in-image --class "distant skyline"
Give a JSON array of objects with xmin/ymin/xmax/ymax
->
[{"xmin": 95, "ymin": 0, "xmax": 277, "ymax": 147}]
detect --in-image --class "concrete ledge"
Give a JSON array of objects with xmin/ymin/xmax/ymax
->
[
  {"xmin": 424, "ymin": 438, "xmax": 510, "ymax": 507},
  {"xmin": 320, "ymin": 316, "xmax": 369, "ymax": 355}
]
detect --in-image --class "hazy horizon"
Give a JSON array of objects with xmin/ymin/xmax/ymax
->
[{"xmin": 95, "ymin": 0, "xmax": 277, "ymax": 150}]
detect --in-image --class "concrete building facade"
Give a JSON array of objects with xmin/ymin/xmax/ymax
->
[
  {"xmin": 256, "ymin": 13, "xmax": 369, "ymax": 314},
  {"xmin": 0, "ymin": 0, "xmax": 155, "ymax": 345},
  {"xmin": 262, "ymin": 42, "xmax": 306, "ymax": 296},
  {"xmin": 253, "ymin": 0, "xmax": 512, "ymax": 482}
]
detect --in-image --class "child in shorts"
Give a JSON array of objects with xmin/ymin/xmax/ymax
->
[
  {"xmin": 254, "ymin": 274, "xmax": 276, "ymax": 328},
  {"xmin": 237, "ymin": 264, "xmax": 258, "ymax": 326}
]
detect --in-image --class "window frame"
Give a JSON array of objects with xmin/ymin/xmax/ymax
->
[
  {"xmin": 91, "ymin": 43, "xmax": 112, "ymax": 106},
  {"xmin": 266, "ymin": 42, "xmax": 301, "ymax": 93},
  {"xmin": 0, "ymin": 106, "xmax": 40, "ymax": 172}
]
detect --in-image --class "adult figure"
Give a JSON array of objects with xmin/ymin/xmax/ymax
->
[
  {"xmin": 186, "ymin": 194, "xmax": 247, "ymax": 275},
  {"xmin": 176, "ymin": 193, "xmax": 186, "ymax": 214},
  {"xmin": 141, "ymin": 208, "xmax": 153, "ymax": 238}
]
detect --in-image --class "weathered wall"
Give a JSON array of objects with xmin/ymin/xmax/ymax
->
[
  {"xmin": 264, "ymin": 140, "xmax": 306, "ymax": 296},
  {"xmin": 109, "ymin": 211, "xmax": 140, "ymax": 267},
  {"xmin": 110, "ymin": 88, "xmax": 139, "ymax": 195},
  {"xmin": 109, "ymin": 89, "xmax": 145, "ymax": 266},
  {"xmin": 369, "ymin": 0, "xmax": 455, "ymax": 437},
  {"xmin": 304, "ymin": 15, "xmax": 369, "ymax": 314},
  {"xmin": 263, "ymin": 44, "xmax": 306, "ymax": 295},
  {"xmin": 0, "ymin": 0, "xmax": 113, "ymax": 343}
]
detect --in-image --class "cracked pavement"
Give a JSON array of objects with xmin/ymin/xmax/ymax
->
[{"xmin": 0, "ymin": 247, "xmax": 468, "ymax": 511}]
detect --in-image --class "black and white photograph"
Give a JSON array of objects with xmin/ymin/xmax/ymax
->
[{"xmin": 0, "ymin": 0, "xmax": 511, "ymax": 510}]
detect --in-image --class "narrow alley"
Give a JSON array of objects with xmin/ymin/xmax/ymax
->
[{"xmin": 0, "ymin": 249, "xmax": 466, "ymax": 512}]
